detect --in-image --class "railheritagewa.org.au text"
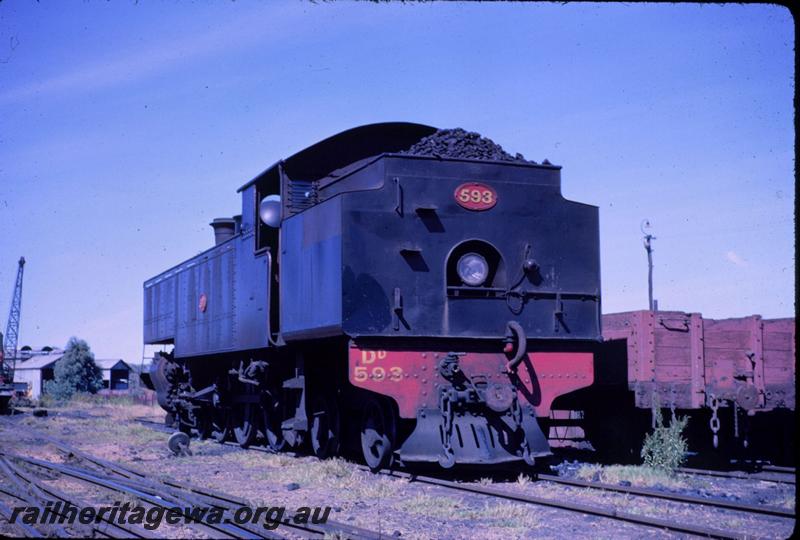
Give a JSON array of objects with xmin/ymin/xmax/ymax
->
[{"xmin": 9, "ymin": 501, "xmax": 332, "ymax": 530}]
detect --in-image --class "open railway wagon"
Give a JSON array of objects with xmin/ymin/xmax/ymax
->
[
  {"xmin": 555, "ymin": 310, "xmax": 795, "ymax": 465},
  {"xmin": 143, "ymin": 123, "xmax": 602, "ymax": 470}
]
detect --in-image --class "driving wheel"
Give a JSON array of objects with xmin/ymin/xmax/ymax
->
[
  {"xmin": 310, "ymin": 394, "xmax": 340, "ymax": 459},
  {"xmin": 210, "ymin": 406, "xmax": 230, "ymax": 443},
  {"xmin": 233, "ymin": 396, "xmax": 257, "ymax": 448},
  {"xmin": 196, "ymin": 407, "xmax": 212, "ymax": 439},
  {"xmin": 360, "ymin": 398, "xmax": 396, "ymax": 471},
  {"xmin": 260, "ymin": 390, "xmax": 285, "ymax": 452}
]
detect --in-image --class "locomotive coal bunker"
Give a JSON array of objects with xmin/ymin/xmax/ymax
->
[{"xmin": 143, "ymin": 122, "xmax": 601, "ymax": 469}]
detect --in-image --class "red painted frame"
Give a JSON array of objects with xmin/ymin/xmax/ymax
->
[{"xmin": 349, "ymin": 345, "xmax": 593, "ymax": 418}]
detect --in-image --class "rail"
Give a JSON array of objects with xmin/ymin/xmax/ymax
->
[
  {"xmin": 130, "ymin": 416, "xmax": 796, "ymax": 538},
  {"xmin": 0, "ymin": 431, "xmax": 382, "ymax": 540}
]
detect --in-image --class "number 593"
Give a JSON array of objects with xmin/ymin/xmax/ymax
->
[{"xmin": 353, "ymin": 365, "xmax": 403, "ymax": 382}]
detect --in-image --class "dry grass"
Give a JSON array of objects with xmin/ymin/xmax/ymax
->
[
  {"xmin": 479, "ymin": 502, "xmax": 539, "ymax": 530},
  {"xmin": 36, "ymin": 414, "xmax": 164, "ymax": 446},
  {"xmin": 574, "ymin": 464, "xmax": 688, "ymax": 489},
  {"xmin": 215, "ymin": 451, "xmax": 406, "ymax": 502},
  {"xmin": 97, "ymin": 419, "xmax": 165, "ymax": 444},
  {"xmin": 397, "ymin": 493, "xmax": 538, "ymax": 531},
  {"xmin": 38, "ymin": 392, "xmax": 154, "ymax": 410},
  {"xmin": 774, "ymin": 491, "xmax": 796, "ymax": 510},
  {"xmin": 515, "ymin": 472, "xmax": 532, "ymax": 488},
  {"xmin": 398, "ymin": 493, "xmax": 466, "ymax": 520}
]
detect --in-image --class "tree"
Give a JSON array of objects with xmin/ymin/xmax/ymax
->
[{"xmin": 44, "ymin": 337, "xmax": 103, "ymax": 400}]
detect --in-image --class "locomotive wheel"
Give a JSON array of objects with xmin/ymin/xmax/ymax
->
[
  {"xmin": 360, "ymin": 398, "xmax": 396, "ymax": 472},
  {"xmin": 210, "ymin": 407, "xmax": 231, "ymax": 443},
  {"xmin": 310, "ymin": 395, "xmax": 340, "ymax": 459},
  {"xmin": 260, "ymin": 392, "xmax": 285, "ymax": 452},
  {"xmin": 232, "ymin": 381, "xmax": 261, "ymax": 448},
  {"xmin": 196, "ymin": 408, "xmax": 212, "ymax": 439},
  {"xmin": 233, "ymin": 402, "xmax": 257, "ymax": 448}
]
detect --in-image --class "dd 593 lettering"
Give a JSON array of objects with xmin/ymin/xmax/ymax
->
[{"xmin": 352, "ymin": 350, "xmax": 404, "ymax": 382}]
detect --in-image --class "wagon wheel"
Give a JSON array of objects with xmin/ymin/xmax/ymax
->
[
  {"xmin": 210, "ymin": 406, "xmax": 231, "ymax": 444},
  {"xmin": 168, "ymin": 432, "xmax": 192, "ymax": 456},
  {"xmin": 360, "ymin": 398, "xmax": 396, "ymax": 471},
  {"xmin": 260, "ymin": 391, "xmax": 285, "ymax": 452},
  {"xmin": 310, "ymin": 394, "xmax": 340, "ymax": 459}
]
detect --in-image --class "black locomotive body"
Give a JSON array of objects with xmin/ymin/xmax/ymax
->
[{"xmin": 144, "ymin": 123, "xmax": 601, "ymax": 468}]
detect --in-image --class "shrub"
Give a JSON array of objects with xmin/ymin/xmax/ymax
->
[
  {"xmin": 37, "ymin": 393, "xmax": 55, "ymax": 408},
  {"xmin": 43, "ymin": 337, "xmax": 103, "ymax": 401},
  {"xmin": 641, "ymin": 406, "xmax": 688, "ymax": 472}
]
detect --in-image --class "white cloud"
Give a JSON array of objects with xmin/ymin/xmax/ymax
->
[
  {"xmin": 725, "ymin": 250, "xmax": 748, "ymax": 267},
  {"xmin": 0, "ymin": 4, "xmax": 299, "ymax": 105}
]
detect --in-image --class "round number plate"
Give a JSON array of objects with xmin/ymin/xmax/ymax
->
[{"xmin": 454, "ymin": 182, "xmax": 497, "ymax": 211}]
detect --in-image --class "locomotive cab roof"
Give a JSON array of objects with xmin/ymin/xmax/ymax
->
[{"xmin": 237, "ymin": 122, "xmax": 439, "ymax": 193}]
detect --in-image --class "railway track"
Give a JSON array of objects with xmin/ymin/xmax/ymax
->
[
  {"xmin": 379, "ymin": 469, "xmax": 794, "ymax": 540},
  {"xmin": 760, "ymin": 464, "xmax": 795, "ymax": 474},
  {"xmin": 57, "ymin": 440, "xmax": 381, "ymax": 540},
  {"xmin": 676, "ymin": 466, "xmax": 795, "ymax": 485},
  {"xmin": 727, "ymin": 461, "xmax": 796, "ymax": 475},
  {"xmin": 0, "ymin": 498, "xmax": 45, "ymax": 538},
  {"xmin": 0, "ymin": 453, "xmax": 155, "ymax": 538},
  {"xmin": 0, "ymin": 433, "xmax": 383, "ymax": 539},
  {"xmin": 535, "ymin": 472, "xmax": 794, "ymax": 518},
  {"xmin": 132, "ymin": 417, "xmax": 793, "ymax": 539}
]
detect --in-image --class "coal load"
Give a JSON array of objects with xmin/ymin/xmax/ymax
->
[{"xmin": 402, "ymin": 128, "xmax": 533, "ymax": 163}]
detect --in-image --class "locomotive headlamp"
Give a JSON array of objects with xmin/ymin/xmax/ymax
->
[
  {"xmin": 457, "ymin": 253, "xmax": 489, "ymax": 286},
  {"xmin": 259, "ymin": 195, "xmax": 282, "ymax": 228}
]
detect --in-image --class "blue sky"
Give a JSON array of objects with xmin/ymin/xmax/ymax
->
[{"xmin": 0, "ymin": 1, "xmax": 794, "ymax": 366}]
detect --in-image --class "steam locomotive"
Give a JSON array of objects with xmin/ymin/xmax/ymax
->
[{"xmin": 143, "ymin": 123, "xmax": 601, "ymax": 469}]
